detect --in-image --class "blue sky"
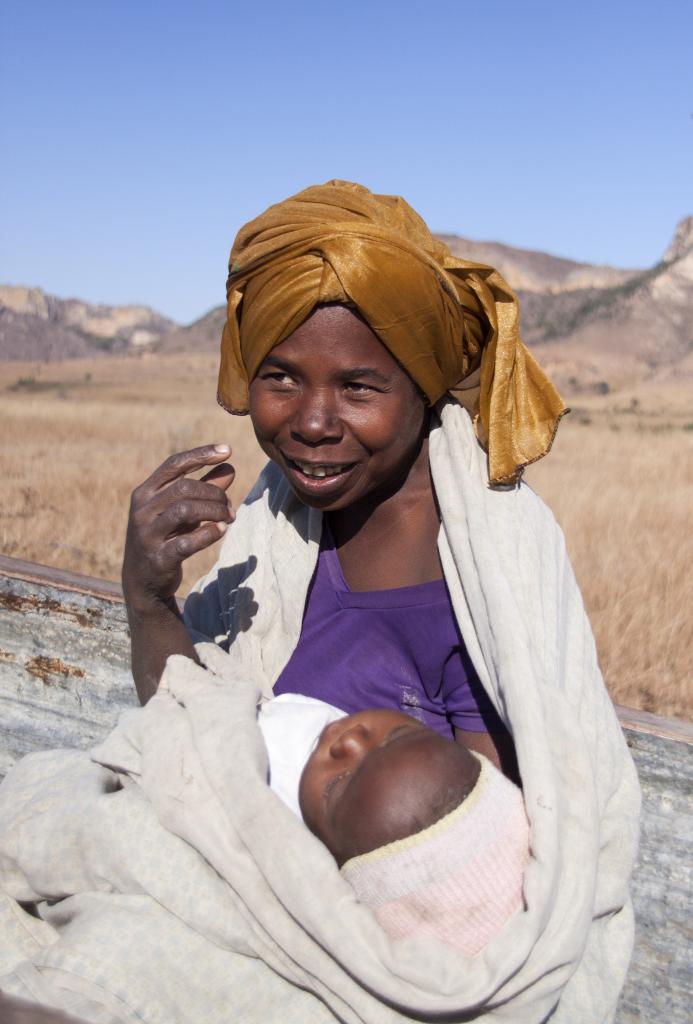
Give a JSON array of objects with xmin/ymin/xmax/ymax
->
[{"xmin": 1, "ymin": 0, "xmax": 691, "ymax": 323}]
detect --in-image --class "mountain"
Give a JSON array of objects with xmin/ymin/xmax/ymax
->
[
  {"xmin": 2, "ymin": 218, "xmax": 691, "ymax": 395},
  {"xmin": 436, "ymin": 235, "xmax": 640, "ymax": 293},
  {"xmin": 154, "ymin": 234, "xmax": 648, "ymax": 356},
  {"xmin": 155, "ymin": 305, "xmax": 226, "ymax": 354},
  {"xmin": 161, "ymin": 221, "xmax": 692, "ymax": 392},
  {"xmin": 517, "ymin": 216, "xmax": 693, "ymax": 391},
  {"xmin": 0, "ymin": 286, "xmax": 175, "ymax": 361}
]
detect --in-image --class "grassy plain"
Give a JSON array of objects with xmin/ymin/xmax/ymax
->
[{"xmin": 1, "ymin": 355, "xmax": 691, "ymax": 719}]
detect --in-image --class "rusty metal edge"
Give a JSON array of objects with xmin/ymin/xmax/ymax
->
[
  {"xmin": 0, "ymin": 553, "xmax": 124, "ymax": 602},
  {"xmin": 615, "ymin": 704, "xmax": 693, "ymax": 745},
  {"xmin": 0, "ymin": 553, "xmax": 691, "ymax": 743}
]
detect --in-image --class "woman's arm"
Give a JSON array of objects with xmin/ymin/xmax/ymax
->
[
  {"xmin": 455, "ymin": 728, "xmax": 520, "ymax": 785},
  {"xmin": 122, "ymin": 445, "xmax": 235, "ymax": 704}
]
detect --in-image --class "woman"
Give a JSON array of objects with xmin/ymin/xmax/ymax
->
[
  {"xmin": 120, "ymin": 181, "xmax": 638, "ymax": 1021},
  {"xmin": 122, "ymin": 181, "xmax": 563, "ymax": 767}
]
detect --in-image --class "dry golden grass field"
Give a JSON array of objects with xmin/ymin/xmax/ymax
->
[{"xmin": 1, "ymin": 354, "xmax": 691, "ymax": 720}]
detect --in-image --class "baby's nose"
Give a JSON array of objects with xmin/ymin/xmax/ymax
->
[{"xmin": 329, "ymin": 724, "xmax": 373, "ymax": 762}]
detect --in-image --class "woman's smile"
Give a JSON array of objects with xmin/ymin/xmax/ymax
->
[
  {"xmin": 283, "ymin": 454, "xmax": 357, "ymax": 480},
  {"xmin": 277, "ymin": 452, "xmax": 359, "ymax": 504},
  {"xmin": 289, "ymin": 460, "xmax": 353, "ymax": 479}
]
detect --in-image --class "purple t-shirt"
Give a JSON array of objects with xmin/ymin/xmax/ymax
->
[{"xmin": 273, "ymin": 529, "xmax": 503, "ymax": 739}]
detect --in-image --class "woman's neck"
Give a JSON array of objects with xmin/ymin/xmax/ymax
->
[{"xmin": 327, "ymin": 435, "xmax": 442, "ymax": 591}]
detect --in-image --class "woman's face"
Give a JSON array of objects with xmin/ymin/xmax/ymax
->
[{"xmin": 248, "ymin": 305, "xmax": 428, "ymax": 511}]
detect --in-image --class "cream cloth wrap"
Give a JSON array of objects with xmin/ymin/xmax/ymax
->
[{"xmin": 0, "ymin": 400, "xmax": 639, "ymax": 1024}]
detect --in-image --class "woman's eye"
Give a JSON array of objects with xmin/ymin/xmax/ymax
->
[
  {"xmin": 344, "ymin": 381, "xmax": 373, "ymax": 394},
  {"xmin": 264, "ymin": 372, "xmax": 295, "ymax": 386}
]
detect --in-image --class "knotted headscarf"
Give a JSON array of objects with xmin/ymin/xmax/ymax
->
[{"xmin": 218, "ymin": 180, "xmax": 566, "ymax": 484}]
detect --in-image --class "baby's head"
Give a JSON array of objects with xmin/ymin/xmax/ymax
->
[
  {"xmin": 299, "ymin": 709, "xmax": 529, "ymax": 955},
  {"xmin": 299, "ymin": 709, "xmax": 480, "ymax": 866}
]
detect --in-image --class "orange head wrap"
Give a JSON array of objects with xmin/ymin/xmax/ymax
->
[{"xmin": 218, "ymin": 180, "xmax": 566, "ymax": 484}]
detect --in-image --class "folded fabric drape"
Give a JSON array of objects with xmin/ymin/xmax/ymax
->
[
  {"xmin": 218, "ymin": 180, "xmax": 566, "ymax": 484},
  {"xmin": 0, "ymin": 403, "xmax": 639, "ymax": 1023}
]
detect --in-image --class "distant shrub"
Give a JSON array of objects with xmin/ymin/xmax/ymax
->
[{"xmin": 85, "ymin": 336, "xmax": 117, "ymax": 352}]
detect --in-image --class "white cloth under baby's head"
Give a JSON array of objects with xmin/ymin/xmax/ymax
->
[{"xmin": 258, "ymin": 693, "xmax": 346, "ymax": 818}]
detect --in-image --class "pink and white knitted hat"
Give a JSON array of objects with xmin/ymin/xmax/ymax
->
[{"xmin": 341, "ymin": 755, "xmax": 530, "ymax": 956}]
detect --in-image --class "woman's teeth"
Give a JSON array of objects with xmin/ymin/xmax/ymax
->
[{"xmin": 295, "ymin": 461, "xmax": 348, "ymax": 479}]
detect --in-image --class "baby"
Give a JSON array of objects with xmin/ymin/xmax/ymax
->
[
  {"xmin": 260, "ymin": 699, "xmax": 530, "ymax": 955},
  {"xmin": 299, "ymin": 708, "xmax": 481, "ymax": 865}
]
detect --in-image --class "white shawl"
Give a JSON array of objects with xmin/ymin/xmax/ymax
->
[{"xmin": 0, "ymin": 400, "xmax": 640, "ymax": 1024}]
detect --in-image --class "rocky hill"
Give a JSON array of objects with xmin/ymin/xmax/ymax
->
[
  {"xmin": 156, "ymin": 305, "xmax": 226, "ymax": 354},
  {"xmin": 518, "ymin": 216, "xmax": 693, "ymax": 392},
  {"xmin": 437, "ymin": 235, "xmax": 640, "ymax": 293},
  {"xmin": 2, "ymin": 217, "xmax": 691, "ymax": 395},
  {"xmin": 159, "ymin": 219, "xmax": 692, "ymax": 393},
  {"xmin": 0, "ymin": 286, "xmax": 175, "ymax": 361}
]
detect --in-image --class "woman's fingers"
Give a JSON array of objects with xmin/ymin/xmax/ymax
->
[
  {"xmin": 123, "ymin": 445, "xmax": 236, "ymax": 608},
  {"xmin": 156, "ymin": 498, "xmax": 233, "ymax": 538},
  {"xmin": 200, "ymin": 462, "xmax": 235, "ymax": 493},
  {"xmin": 144, "ymin": 474, "xmax": 234, "ymax": 517},
  {"xmin": 165, "ymin": 521, "xmax": 230, "ymax": 561},
  {"xmin": 132, "ymin": 445, "xmax": 232, "ymax": 505}
]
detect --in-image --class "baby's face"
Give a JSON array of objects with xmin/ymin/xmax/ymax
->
[{"xmin": 299, "ymin": 709, "xmax": 475, "ymax": 866}]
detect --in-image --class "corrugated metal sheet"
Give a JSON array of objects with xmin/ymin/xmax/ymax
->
[
  {"xmin": 0, "ymin": 554, "xmax": 691, "ymax": 1021},
  {"xmin": 0, "ymin": 556, "xmax": 135, "ymax": 778}
]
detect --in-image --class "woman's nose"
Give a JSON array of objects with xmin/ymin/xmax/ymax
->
[
  {"xmin": 329, "ymin": 724, "xmax": 373, "ymax": 762},
  {"xmin": 290, "ymin": 389, "xmax": 342, "ymax": 445}
]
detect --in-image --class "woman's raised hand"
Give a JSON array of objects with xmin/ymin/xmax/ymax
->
[{"xmin": 122, "ymin": 444, "xmax": 235, "ymax": 611}]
